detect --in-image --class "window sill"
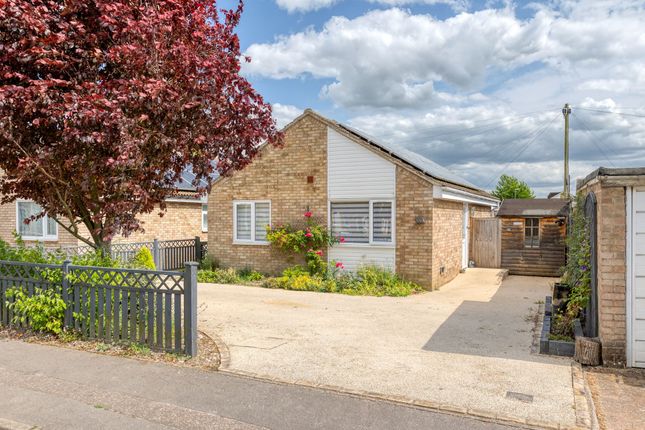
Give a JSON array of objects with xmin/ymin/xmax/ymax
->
[
  {"xmin": 21, "ymin": 237, "xmax": 59, "ymax": 242},
  {"xmin": 335, "ymin": 243, "xmax": 395, "ymax": 249},
  {"xmin": 233, "ymin": 241, "xmax": 270, "ymax": 246}
]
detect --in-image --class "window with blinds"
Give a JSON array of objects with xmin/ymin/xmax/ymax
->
[
  {"xmin": 16, "ymin": 200, "xmax": 58, "ymax": 240},
  {"xmin": 234, "ymin": 201, "xmax": 271, "ymax": 243},
  {"xmin": 331, "ymin": 200, "xmax": 393, "ymax": 244},
  {"xmin": 524, "ymin": 218, "xmax": 539, "ymax": 248}
]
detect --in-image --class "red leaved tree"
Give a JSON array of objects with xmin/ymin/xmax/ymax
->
[{"xmin": 0, "ymin": 0, "xmax": 279, "ymax": 251}]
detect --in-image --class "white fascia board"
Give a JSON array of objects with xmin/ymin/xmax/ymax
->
[{"xmin": 432, "ymin": 185, "xmax": 499, "ymax": 207}]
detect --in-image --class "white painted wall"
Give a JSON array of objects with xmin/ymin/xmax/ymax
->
[
  {"xmin": 328, "ymin": 246, "xmax": 395, "ymax": 272},
  {"xmin": 328, "ymin": 128, "xmax": 395, "ymax": 200},
  {"xmin": 327, "ymin": 127, "xmax": 396, "ymax": 270}
]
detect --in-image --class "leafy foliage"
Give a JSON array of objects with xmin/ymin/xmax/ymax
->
[
  {"xmin": 266, "ymin": 211, "xmax": 339, "ymax": 275},
  {"xmin": 263, "ymin": 265, "xmax": 422, "ymax": 297},
  {"xmin": 0, "ymin": 0, "xmax": 280, "ymax": 249},
  {"xmin": 6, "ymin": 288, "xmax": 67, "ymax": 335},
  {"xmin": 562, "ymin": 193, "xmax": 591, "ymax": 317},
  {"xmin": 197, "ymin": 267, "xmax": 264, "ymax": 284},
  {"xmin": 130, "ymin": 247, "xmax": 156, "ymax": 270},
  {"xmin": 491, "ymin": 174, "xmax": 535, "ymax": 200}
]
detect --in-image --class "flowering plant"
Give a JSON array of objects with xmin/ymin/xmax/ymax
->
[{"xmin": 266, "ymin": 210, "xmax": 342, "ymax": 275}]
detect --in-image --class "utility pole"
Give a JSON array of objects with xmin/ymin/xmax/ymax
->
[{"xmin": 562, "ymin": 103, "xmax": 572, "ymax": 199}]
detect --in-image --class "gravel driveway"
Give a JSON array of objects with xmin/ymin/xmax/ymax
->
[{"xmin": 199, "ymin": 269, "xmax": 577, "ymax": 427}]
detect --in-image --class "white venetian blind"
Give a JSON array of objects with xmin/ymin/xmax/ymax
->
[
  {"xmin": 255, "ymin": 202, "xmax": 270, "ymax": 241},
  {"xmin": 236, "ymin": 203, "xmax": 252, "ymax": 240},
  {"xmin": 372, "ymin": 202, "xmax": 393, "ymax": 243},
  {"xmin": 331, "ymin": 202, "xmax": 369, "ymax": 243}
]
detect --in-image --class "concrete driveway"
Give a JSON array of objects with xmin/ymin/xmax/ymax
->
[{"xmin": 199, "ymin": 269, "xmax": 578, "ymax": 428}]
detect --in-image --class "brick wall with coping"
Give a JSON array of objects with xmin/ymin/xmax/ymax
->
[
  {"xmin": 395, "ymin": 166, "xmax": 433, "ymax": 289},
  {"xmin": 579, "ymin": 181, "xmax": 627, "ymax": 366},
  {"xmin": 208, "ymin": 114, "xmax": 328, "ymax": 275}
]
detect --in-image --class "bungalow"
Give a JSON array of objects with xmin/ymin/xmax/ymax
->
[
  {"xmin": 207, "ymin": 109, "xmax": 499, "ymax": 290},
  {"xmin": 0, "ymin": 168, "xmax": 210, "ymax": 248}
]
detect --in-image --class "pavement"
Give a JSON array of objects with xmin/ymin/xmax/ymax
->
[
  {"xmin": 199, "ymin": 269, "xmax": 579, "ymax": 428},
  {"xmin": 585, "ymin": 367, "xmax": 645, "ymax": 430},
  {"xmin": 0, "ymin": 339, "xmax": 522, "ymax": 430}
]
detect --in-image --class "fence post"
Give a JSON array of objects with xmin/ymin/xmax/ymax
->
[
  {"xmin": 194, "ymin": 236, "xmax": 202, "ymax": 262},
  {"xmin": 61, "ymin": 260, "xmax": 72, "ymax": 328},
  {"xmin": 183, "ymin": 262, "xmax": 198, "ymax": 357},
  {"xmin": 153, "ymin": 239, "xmax": 160, "ymax": 270}
]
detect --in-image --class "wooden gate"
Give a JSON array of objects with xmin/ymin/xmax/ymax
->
[{"xmin": 470, "ymin": 217, "xmax": 501, "ymax": 268}]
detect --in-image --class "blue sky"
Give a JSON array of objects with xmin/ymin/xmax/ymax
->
[{"xmin": 226, "ymin": 1, "xmax": 645, "ymax": 196}]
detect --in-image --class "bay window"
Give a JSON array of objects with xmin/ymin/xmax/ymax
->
[
  {"xmin": 234, "ymin": 201, "xmax": 270, "ymax": 244},
  {"xmin": 16, "ymin": 200, "xmax": 58, "ymax": 241}
]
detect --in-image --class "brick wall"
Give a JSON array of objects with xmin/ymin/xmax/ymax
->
[
  {"xmin": 395, "ymin": 167, "xmax": 433, "ymax": 289},
  {"xmin": 580, "ymin": 181, "xmax": 627, "ymax": 366},
  {"xmin": 431, "ymin": 200, "xmax": 464, "ymax": 289},
  {"xmin": 208, "ymin": 114, "xmax": 328, "ymax": 275},
  {"xmin": 113, "ymin": 201, "xmax": 206, "ymax": 243}
]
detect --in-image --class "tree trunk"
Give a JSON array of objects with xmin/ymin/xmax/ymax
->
[{"xmin": 574, "ymin": 337, "xmax": 601, "ymax": 366}]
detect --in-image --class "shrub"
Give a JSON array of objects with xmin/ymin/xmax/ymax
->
[
  {"xmin": 130, "ymin": 247, "xmax": 156, "ymax": 270},
  {"xmin": 6, "ymin": 288, "xmax": 67, "ymax": 335},
  {"xmin": 263, "ymin": 264, "xmax": 421, "ymax": 297},
  {"xmin": 238, "ymin": 267, "xmax": 264, "ymax": 282},
  {"xmin": 562, "ymin": 193, "xmax": 591, "ymax": 317},
  {"xmin": 199, "ymin": 254, "xmax": 220, "ymax": 271},
  {"xmin": 266, "ymin": 210, "xmax": 340, "ymax": 276},
  {"xmin": 197, "ymin": 268, "xmax": 240, "ymax": 284}
]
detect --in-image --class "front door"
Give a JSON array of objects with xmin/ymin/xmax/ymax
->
[{"xmin": 462, "ymin": 203, "xmax": 469, "ymax": 269}]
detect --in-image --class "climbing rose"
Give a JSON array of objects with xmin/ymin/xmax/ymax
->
[
  {"xmin": 339, "ymin": 236, "xmax": 346, "ymax": 243},
  {"xmin": 315, "ymin": 250, "xmax": 323, "ymax": 256},
  {"xmin": 335, "ymin": 262, "xmax": 344, "ymax": 269},
  {"xmin": 305, "ymin": 231, "xmax": 313, "ymax": 238},
  {"xmin": 304, "ymin": 211, "xmax": 313, "ymax": 218}
]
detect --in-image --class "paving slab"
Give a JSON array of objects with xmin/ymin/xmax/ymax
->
[
  {"xmin": 586, "ymin": 367, "xmax": 645, "ymax": 430},
  {"xmin": 199, "ymin": 269, "xmax": 578, "ymax": 428}
]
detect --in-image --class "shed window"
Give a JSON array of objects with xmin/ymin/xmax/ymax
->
[
  {"xmin": 234, "ymin": 201, "xmax": 270, "ymax": 244},
  {"xmin": 331, "ymin": 201, "xmax": 394, "ymax": 245},
  {"xmin": 524, "ymin": 218, "xmax": 540, "ymax": 248}
]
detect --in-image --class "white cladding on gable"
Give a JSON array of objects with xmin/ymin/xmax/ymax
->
[
  {"xmin": 327, "ymin": 127, "xmax": 396, "ymax": 271},
  {"xmin": 327, "ymin": 128, "xmax": 395, "ymax": 200}
]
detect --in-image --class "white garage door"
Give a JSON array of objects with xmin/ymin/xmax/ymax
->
[{"xmin": 630, "ymin": 188, "xmax": 645, "ymax": 367}]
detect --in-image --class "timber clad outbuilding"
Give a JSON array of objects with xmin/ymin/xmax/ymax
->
[
  {"xmin": 208, "ymin": 109, "xmax": 499, "ymax": 290},
  {"xmin": 497, "ymin": 199, "xmax": 568, "ymax": 277}
]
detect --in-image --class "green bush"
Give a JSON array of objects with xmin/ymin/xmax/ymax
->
[
  {"xmin": 199, "ymin": 254, "xmax": 220, "ymax": 271},
  {"xmin": 6, "ymin": 288, "xmax": 67, "ymax": 335},
  {"xmin": 562, "ymin": 193, "xmax": 591, "ymax": 317},
  {"xmin": 197, "ymin": 268, "xmax": 240, "ymax": 284},
  {"xmin": 263, "ymin": 265, "xmax": 421, "ymax": 297},
  {"xmin": 130, "ymin": 247, "xmax": 156, "ymax": 270},
  {"xmin": 238, "ymin": 267, "xmax": 264, "ymax": 282}
]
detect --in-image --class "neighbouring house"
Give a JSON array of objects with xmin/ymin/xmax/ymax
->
[
  {"xmin": 577, "ymin": 167, "xmax": 645, "ymax": 368},
  {"xmin": 496, "ymin": 199, "xmax": 568, "ymax": 277},
  {"xmin": 0, "ymin": 168, "xmax": 210, "ymax": 248},
  {"xmin": 207, "ymin": 109, "xmax": 498, "ymax": 290}
]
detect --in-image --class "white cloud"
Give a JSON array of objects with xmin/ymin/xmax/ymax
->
[
  {"xmin": 246, "ymin": 2, "xmax": 645, "ymax": 109},
  {"xmin": 272, "ymin": 103, "xmax": 303, "ymax": 128},
  {"xmin": 275, "ymin": 0, "xmax": 339, "ymax": 13}
]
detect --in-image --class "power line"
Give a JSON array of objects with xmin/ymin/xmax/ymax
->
[
  {"xmin": 484, "ymin": 114, "xmax": 559, "ymax": 188},
  {"xmin": 571, "ymin": 113, "xmax": 616, "ymax": 168},
  {"xmin": 575, "ymin": 107, "xmax": 645, "ymax": 119}
]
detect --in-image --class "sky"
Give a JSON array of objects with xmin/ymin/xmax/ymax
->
[{"xmin": 225, "ymin": 0, "xmax": 645, "ymax": 196}]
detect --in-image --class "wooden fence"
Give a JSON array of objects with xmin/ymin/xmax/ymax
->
[{"xmin": 0, "ymin": 260, "xmax": 198, "ymax": 356}]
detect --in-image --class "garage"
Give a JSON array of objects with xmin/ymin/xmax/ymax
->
[{"xmin": 578, "ymin": 167, "xmax": 645, "ymax": 367}]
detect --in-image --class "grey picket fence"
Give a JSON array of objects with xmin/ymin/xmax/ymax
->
[
  {"xmin": 58, "ymin": 237, "xmax": 206, "ymax": 271},
  {"xmin": 0, "ymin": 260, "xmax": 198, "ymax": 356}
]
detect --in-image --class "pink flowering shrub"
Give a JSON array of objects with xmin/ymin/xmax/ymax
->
[{"xmin": 266, "ymin": 210, "xmax": 341, "ymax": 275}]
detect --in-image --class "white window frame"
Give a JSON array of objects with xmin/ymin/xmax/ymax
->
[
  {"xmin": 15, "ymin": 199, "xmax": 58, "ymax": 241},
  {"xmin": 329, "ymin": 199, "xmax": 395, "ymax": 247},
  {"xmin": 201, "ymin": 204, "xmax": 208, "ymax": 233},
  {"xmin": 233, "ymin": 200, "xmax": 271, "ymax": 245}
]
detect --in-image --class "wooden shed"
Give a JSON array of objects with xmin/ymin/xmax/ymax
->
[{"xmin": 497, "ymin": 199, "xmax": 568, "ymax": 277}]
